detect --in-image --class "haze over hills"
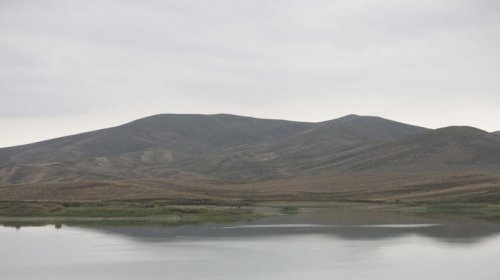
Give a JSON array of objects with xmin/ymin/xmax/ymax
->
[{"xmin": 0, "ymin": 113, "xmax": 499, "ymax": 203}]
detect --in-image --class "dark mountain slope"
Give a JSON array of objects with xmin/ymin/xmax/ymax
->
[
  {"xmin": 0, "ymin": 114, "xmax": 314, "ymax": 166},
  {"xmin": 1, "ymin": 114, "xmax": 499, "ymax": 192},
  {"xmin": 141, "ymin": 115, "xmax": 430, "ymax": 180},
  {"xmin": 264, "ymin": 115, "xmax": 428, "ymax": 162},
  {"xmin": 307, "ymin": 126, "xmax": 500, "ymax": 173},
  {"xmin": 317, "ymin": 114, "xmax": 429, "ymax": 140},
  {"xmin": 493, "ymin": 131, "xmax": 500, "ymax": 136},
  {"xmin": 122, "ymin": 114, "xmax": 315, "ymax": 148}
]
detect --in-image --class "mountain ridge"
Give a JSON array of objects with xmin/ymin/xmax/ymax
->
[{"xmin": 1, "ymin": 113, "xmax": 499, "ymax": 203}]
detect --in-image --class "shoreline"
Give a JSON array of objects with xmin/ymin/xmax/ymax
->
[{"xmin": 1, "ymin": 201, "xmax": 500, "ymax": 226}]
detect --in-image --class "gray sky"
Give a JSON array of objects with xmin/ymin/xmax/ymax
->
[{"xmin": 1, "ymin": 0, "xmax": 499, "ymax": 148}]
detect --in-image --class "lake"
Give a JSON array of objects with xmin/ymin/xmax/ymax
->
[{"xmin": 1, "ymin": 208, "xmax": 500, "ymax": 280}]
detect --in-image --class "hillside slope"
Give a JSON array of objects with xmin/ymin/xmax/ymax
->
[
  {"xmin": 262, "ymin": 114, "xmax": 428, "ymax": 167},
  {"xmin": 306, "ymin": 126, "xmax": 500, "ymax": 173},
  {"xmin": 0, "ymin": 114, "xmax": 430, "ymax": 183},
  {"xmin": 1, "ymin": 114, "xmax": 500, "ymax": 203},
  {"xmin": 0, "ymin": 114, "xmax": 314, "ymax": 166}
]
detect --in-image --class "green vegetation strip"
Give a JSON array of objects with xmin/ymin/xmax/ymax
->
[
  {"xmin": 2, "ymin": 201, "xmax": 500, "ymax": 227},
  {"xmin": 0, "ymin": 201, "xmax": 265, "ymax": 226}
]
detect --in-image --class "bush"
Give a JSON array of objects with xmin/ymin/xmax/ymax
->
[{"xmin": 280, "ymin": 206, "xmax": 299, "ymax": 214}]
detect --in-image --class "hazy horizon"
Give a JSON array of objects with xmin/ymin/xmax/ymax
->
[{"xmin": 1, "ymin": 0, "xmax": 499, "ymax": 147}]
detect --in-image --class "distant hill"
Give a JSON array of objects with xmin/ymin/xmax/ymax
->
[
  {"xmin": 1, "ymin": 114, "xmax": 499, "ymax": 202},
  {"xmin": 306, "ymin": 126, "xmax": 500, "ymax": 173},
  {"xmin": 263, "ymin": 114, "xmax": 428, "ymax": 163},
  {"xmin": 494, "ymin": 131, "xmax": 500, "ymax": 136},
  {"xmin": 0, "ymin": 114, "xmax": 313, "ymax": 166}
]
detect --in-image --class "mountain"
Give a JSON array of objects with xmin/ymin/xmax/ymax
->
[
  {"xmin": 165, "ymin": 114, "xmax": 430, "ymax": 180},
  {"xmin": 303, "ymin": 126, "xmax": 500, "ymax": 174},
  {"xmin": 262, "ymin": 114, "xmax": 428, "ymax": 163},
  {"xmin": 0, "ymin": 114, "xmax": 427, "ymax": 183},
  {"xmin": 1, "ymin": 113, "xmax": 499, "ymax": 203},
  {"xmin": 493, "ymin": 131, "xmax": 500, "ymax": 136},
  {"xmin": 0, "ymin": 114, "xmax": 313, "ymax": 166}
]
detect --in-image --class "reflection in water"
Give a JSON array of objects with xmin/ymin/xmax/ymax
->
[
  {"xmin": 1, "ymin": 209, "xmax": 500, "ymax": 280},
  {"xmin": 89, "ymin": 209, "xmax": 500, "ymax": 244}
]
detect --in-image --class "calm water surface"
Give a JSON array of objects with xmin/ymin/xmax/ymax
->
[{"xmin": 1, "ymin": 209, "xmax": 500, "ymax": 280}]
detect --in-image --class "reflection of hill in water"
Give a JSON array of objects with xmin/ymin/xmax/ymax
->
[
  {"xmin": 47, "ymin": 210, "xmax": 500, "ymax": 244},
  {"xmin": 101, "ymin": 212, "xmax": 500, "ymax": 244},
  {"xmin": 3, "ymin": 209, "xmax": 500, "ymax": 244},
  {"xmin": 88, "ymin": 223, "xmax": 500, "ymax": 245}
]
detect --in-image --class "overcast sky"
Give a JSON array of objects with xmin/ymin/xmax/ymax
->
[{"xmin": 1, "ymin": 0, "xmax": 499, "ymax": 147}]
